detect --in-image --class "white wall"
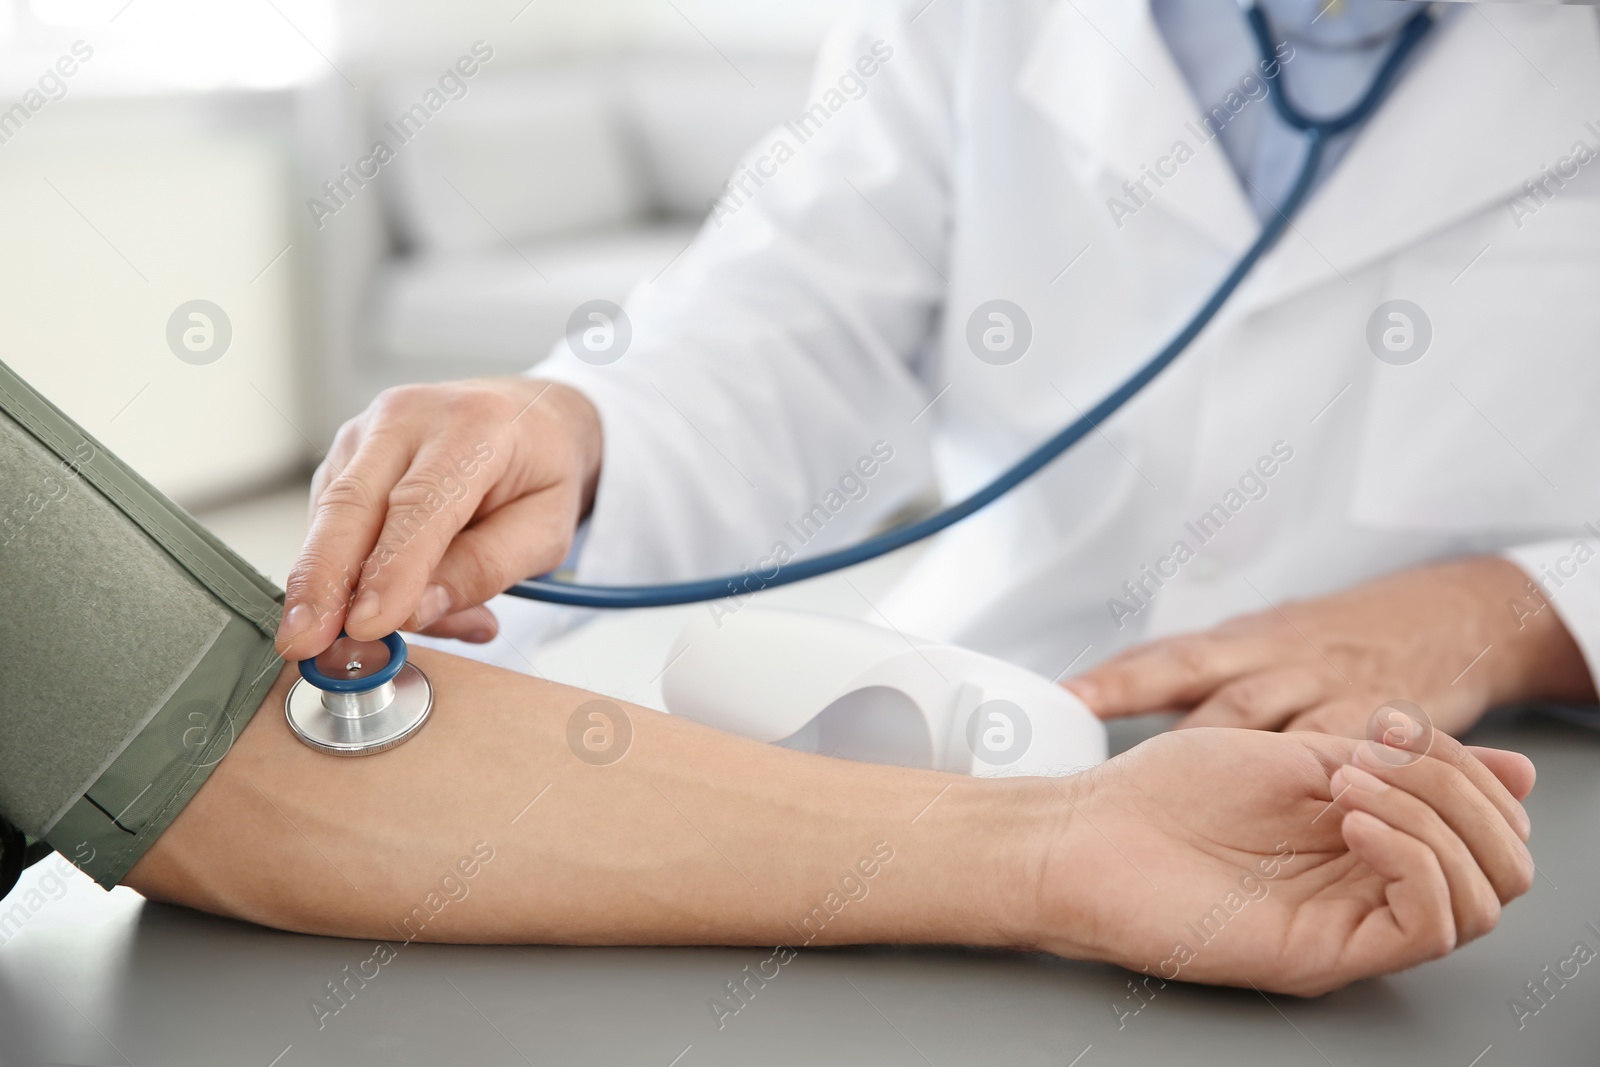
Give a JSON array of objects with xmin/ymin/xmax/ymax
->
[
  {"xmin": 0, "ymin": 100, "xmax": 305, "ymax": 508},
  {"xmin": 338, "ymin": 0, "xmax": 855, "ymax": 69},
  {"xmin": 1, "ymin": 0, "xmax": 851, "ymax": 86},
  {"xmin": 0, "ymin": 0, "xmax": 853, "ymax": 82},
  {"xmin": 0, "ymin": 0, "xmax": 851, "ymax": 505}
]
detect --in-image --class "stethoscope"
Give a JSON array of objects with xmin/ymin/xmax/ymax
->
[
  {"xmin": 287, "ymin": 631, "xmax": 434, "ymax": 756},
  {"xmin": 500, "ymin": 1, "xmax": 1439, "ymax": 610},
  {"xmin": 290, "ymin": 1, "xmax": 1438, "ymax": 755}
]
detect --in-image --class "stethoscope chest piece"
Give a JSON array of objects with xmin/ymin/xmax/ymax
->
[{"xmin": 285, "ymin": 631, "xmax": 433, "ymax": 756}]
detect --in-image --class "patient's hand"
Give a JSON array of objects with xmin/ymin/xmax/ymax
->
[
  {"xmin": 1066, "ymin": 556, "xmax": 1594, "ymax": 737},
  {"xmin": 1035, "ymin": 714, "xmax": 1536, "ymax": 995}
]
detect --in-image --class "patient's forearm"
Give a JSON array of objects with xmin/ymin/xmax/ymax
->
[{"xmin": 125, "ymin": 648, "xmax": 1057, "ymax": 950}]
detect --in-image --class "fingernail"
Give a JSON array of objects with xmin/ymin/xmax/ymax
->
[
  {"xmin": 349, "ymin": 589, "xmax": 382, "ymax": 626},
  {"xmin": 1064, "ymin": 679, "xmax": 1098, "ymax": 705},
  {"xmin": 463, "ymin": 627, "xmax": 494, "ymax": 644},
  {"xmin": 1337, "ymin": 764, "xmax": 1389, "ymax": 793},
  {"xmin": 1380, "ymin": 710, "xmax": 1423, "ymax": 747},
  {"xmin": 417, "ymin": 583, "xmax": 451, "ymax": 628},
  {"xmin": 275, "ymin": 603, "xmax": 312, "ymax": 650}
]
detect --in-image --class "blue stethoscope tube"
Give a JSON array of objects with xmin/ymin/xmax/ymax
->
[{"xmin": 505, "ymin": 2, "xmax": 1438, "ymax": 610}]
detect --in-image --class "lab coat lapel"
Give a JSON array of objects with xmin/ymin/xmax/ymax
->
[
  {"xmin": 1015, "ymin": 0, "xmax": 1260, "ymax": 253},
  {"xmin": 1228, "ymin": 4, "xmax": 1600, "ymax": 316},
  {"xmin": 1018, "ymin": 2, "xmax": 1600, "ymax": 317}
]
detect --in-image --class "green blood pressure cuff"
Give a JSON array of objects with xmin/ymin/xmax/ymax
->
[{"xmin": 0, "ymin": 358, "xmax": 285, "ymax": 895}]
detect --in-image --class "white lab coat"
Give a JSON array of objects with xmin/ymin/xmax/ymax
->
[{"xmin": 534, "ymin": 0, "xmax": 1600, "ymax": 685}]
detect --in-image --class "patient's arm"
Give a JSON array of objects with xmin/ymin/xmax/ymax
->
[
  {"xmin": 126, "ymin": 647, "xmax": 1042, "ymax": 950},
  {"xmin": 125, "ymin": 646, "xmax": 1537, "ymax": 996}
]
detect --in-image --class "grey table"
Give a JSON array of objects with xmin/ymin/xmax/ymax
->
[{"xmin": 3, "ymin": 707, "xmax": 1597, "ymax": 1067}]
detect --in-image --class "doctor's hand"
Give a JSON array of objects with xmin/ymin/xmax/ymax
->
[
  {"xmin": 1065, "ymin": 557, "xmax": 1595, "ymax": 739},
  {"xmin": 1039, "ymin": 719, "xmax": 1536, "ymax": 995},
  {"xmin": 274, "ymin": 378, "xmax": 603, "ymax": 661}
]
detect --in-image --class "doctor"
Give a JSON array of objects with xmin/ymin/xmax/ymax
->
[{"xmin": 278, "ymin": 0, "xmax": 1600, "ymax": 739}]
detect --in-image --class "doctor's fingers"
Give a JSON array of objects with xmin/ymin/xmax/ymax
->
[
  {"xmin": 308, "ymin": 407, "xmax": 372, "ymax": 506},
  {"xmin": 1066, "ymin": 633, "xmax": 1284, "ymax": 718},
  {"xmin": 1281, "ymin": 698, "xmax": 1379, "ymax": 740},
  {"xmin": 414, "ymin": 605, "xmax": 500, "ymax": 644},
  {"xmin": 336, "ymin": 438, "xmax": 517, "ymax": 644},
  {"xmin": 405, "ymin": 491, "xmax": 581, "ymax": 635},
  {"xmin": 277, "ymin": 429, "xmax": 418, "ymax": 659},
  {"xmin": 1174, "ymin": 667, "xmax": 1329, "ymax": 731}
]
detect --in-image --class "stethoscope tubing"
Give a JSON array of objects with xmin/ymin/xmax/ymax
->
[{"xmin": 504, "ymin": 2, "xmax": 1437, "ymax": 610}]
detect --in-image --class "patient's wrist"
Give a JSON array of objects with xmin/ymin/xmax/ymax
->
[
  {"xmin": 1002, "ymin": 776, "xmax": 1080, "ymax": 952},
  {"xmin": 709, "ymin": 769, "xmax": 1067, "ymax": 954},
  {"xmin": 875, "ymin": 775, "xmax": 1073, "ymax": 953}
]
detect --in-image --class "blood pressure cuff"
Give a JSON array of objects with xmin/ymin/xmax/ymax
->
[{"xmin": 0, "ymin": 358, "xmax": 285, "ymax": 896}]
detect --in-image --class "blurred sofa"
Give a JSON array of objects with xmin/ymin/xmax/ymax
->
[{"xmin": 300, "ymin": 52, "xmax": 813, "ymax": 443}]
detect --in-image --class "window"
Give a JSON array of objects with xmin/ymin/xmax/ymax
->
[{"xmin": 1, "ymin": 0, "xmax": 338, "ymax": 92}]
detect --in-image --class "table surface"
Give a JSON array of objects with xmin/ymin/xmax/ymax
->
[{"xmin": 5, "ymin": 556, "xmax": 1600, "ymax": 1066}]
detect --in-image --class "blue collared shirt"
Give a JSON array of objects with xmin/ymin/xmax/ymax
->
[{"xmin": 1151, "ymin": 0, "xmax": 1433, "ymax": 219}]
